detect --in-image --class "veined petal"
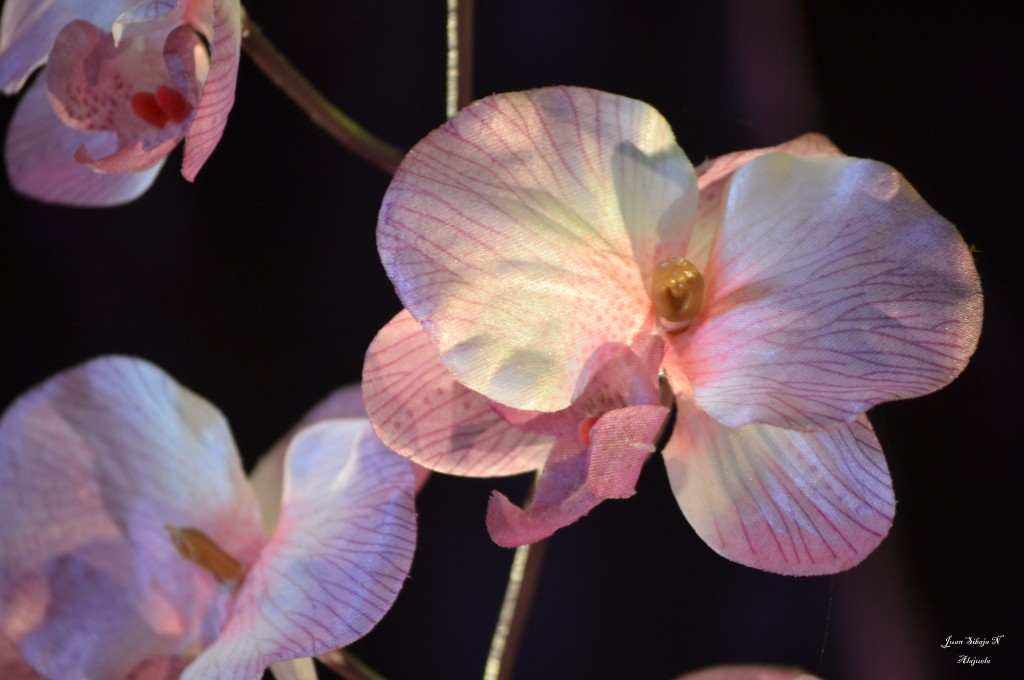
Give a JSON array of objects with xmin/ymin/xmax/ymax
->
[
  {"xmin": 0, "ymin": 0, "xmax": 131, "ymax": 93},
  {"xmin": 662, "ymin": 402, "xmax": 894, "ymax": 575},
  {"xmin": 486, "ymin": 404, "xmax": 666, "ymax": 547},
  {"xmin": 185, "ymin": 420, "xmax": 417, "ymax": 680},
  {"xmin": 379, "ymin": 86, "xmax": 697, "ymax": 412},
  {"xmin": 5, "ymin": 74, "xmax": 163, "ymax": 205},
  {"xmin": 364, "ymin": 309, "xmax": 553, "ymax": 476},
  {"xmin": 670, "ymin": 153, "xmax": 983, "ymax": 430},
  {"xmin": 112, "ymin": 0, "xmax": 183, "ymax": 45},
  {"xmin": 687, "ymin": 133, "xmax": 841, "ymax": 271},
  {"xmin": 180, "ymin": 0, "xmax": 240, "ymax": 180},
  {"xmin": 0, "ymin": 356, "xmax": 263, "ymax": 679}
]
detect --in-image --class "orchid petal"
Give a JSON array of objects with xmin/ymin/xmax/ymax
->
[
  {"xmin": 675, "ymin": 665, "xmax": 820, "ymax": 680},
  {"xmin": 5, "ymin": 74, "xmax": 163, "ymax": 205},
  {"xmin": 185, "ymin": 420, "xmax": 416, "ymax": 679},
  {"xmin": 669, "ymin": 153, "xmax": 983, "ymax": 430},
  {"xmin": 686, "ymin": 133, "xmax": 842, "ymax": 271},
  {"xmin": 0, "ymin": 0, "xmax": 130, "ymax": 93},
  {"xmin": 181, "ymin": 0, "xmax": 240, "ymax": 180},
  {"xmin": 112, "ymin": 0, "xmax": 183, "ymax": 45},
  {"xmin": 0, "ymin": 634, "xmax": 43, "ymax": 680},
  {"xmin": 0, "ymin": 356, "xmax": 263, "ymax": 678},
  {"xmin": 663, "ymin": 401, "xmax": 894, "ymax": 575},
  {"xmin": 487, "ymin": 404, "xmax": 666, "ymax": 547},
  {"xmin": 364, "ymin": 309, "xmax": 554, "ymax": 476},
  {"xmin": 379, "ymin": 86, "xmax": 698, "ymax": 412}
]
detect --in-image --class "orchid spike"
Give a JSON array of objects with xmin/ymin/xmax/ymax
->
[
  {"xmin": 0, "ymin": 356, "xmax": 417, "ymax": 679},
  {"xmin": 368, "ymin": 86, "xmax": 982, "ymax": 574},
  {"xmin": 0, "ymin": 0, "xmax": 242, "ymax": 206}
]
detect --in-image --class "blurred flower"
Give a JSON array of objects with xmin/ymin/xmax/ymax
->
[
  {"xmin": 0, "ymin": 356, "xmax": 417, "ymax": 679},
  {"xmin": 370, "ymin": 86, "xmax": 983, "ymax": 574},
  {"xmin": 675, "ymin": 666, "xmax": 822, "ymax": 680},
  {"xmin": 0, "ymin": 0, "xmax": 242, "ymax": 206}
]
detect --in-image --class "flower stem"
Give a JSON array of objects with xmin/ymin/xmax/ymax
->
[
  {"xmin": 483, "ymin": 538, "xmax": 548, "ymax": 680},
  {"xmin": 240, "ymin": 11, "xmax": 404, "ymax": 175},
  {"xmin": 317, "ymin": 648, "xmax": 389, "ymax": 680},
  {"xmin": 445, "ymin": 0, "xmax": 476, "ymax": 118}
]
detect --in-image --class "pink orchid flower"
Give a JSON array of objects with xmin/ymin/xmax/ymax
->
[
  {"xmin": 0, "ymin": 356, "xmax": 417, "ymax": 679},
  {"xmin": 0, "ymin": 0, "xmax": 241, "ymax": 206},
  {"xmin": 368, "ymin": 86, "xmax": 982, "ymax": 574}
]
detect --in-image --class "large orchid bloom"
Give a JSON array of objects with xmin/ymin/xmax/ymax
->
[
  {"xmin": 366, "ymin": 86, "xmax": 982, "ymax": 575},
  {"xmin": 0, "ymin": 356, "xmax": 417, "ymax": 679},
  {"xmin": 0, "ymin": 0, "xmax": 241, "ymax": 206}
]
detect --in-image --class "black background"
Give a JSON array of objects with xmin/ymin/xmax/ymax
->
[{"xmin": 1, "ymin": 1, "xmax": 1020, "ymax": 679}]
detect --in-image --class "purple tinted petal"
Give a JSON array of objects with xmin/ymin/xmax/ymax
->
[
  {"xmin": 0, "ymin": 634, "xmax": 43, "ymax": 680},
  {"xmin": 487, "ymin": 404, "xmax": 667, "ymax": 547},
  {"xmin": 364, "ymin": 309, "xmax": 553, "ymax": 476},
  {"xmin": 5, "ymin": 74, "xmax": 163, "ymax": 205},
  {"xmin": 672, "ymin": 153, "xmax": 983, "ymax": 430},
  {"xmin": 0, "ymin": 0, "xmax": 130, "ymax": 93},
  {"xmin": 379, "ymin": 86, "xmax": 696, "ymax": 412},
  {"xmin": 180, "ymin": 0, "xmax": 240, "ymax": 180},
  {"xmin": 184, "ymin": 420, "xmax": 417, "ymax": 679},
  {"xmin": 0, "ymin": 356, "xmax": 263, "ymax": 678},
  {"xmin": 663, "ymin": 401, "xmax": 894, "ymax": 575}
]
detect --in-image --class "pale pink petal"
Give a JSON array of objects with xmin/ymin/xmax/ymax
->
[
  {"xmin": 676, "ymin": 665, "xmax": 820, "ymax": 680},
  {"xmin": 364, "ymin": 309, "xmax": 554, "ymax": 476},
  {"xmin": 112, "ymin": 0, "xmax": 184, "ymax": 44},
  {"xmin": 379, "ymin": 86, "xmax": 698, "ymax": 412},
  {"xmin": 669, "ymin": 153, "xmax": 983, "ymax": 430},
  {"xmin": 487, "ymin": 404, "xmax": 666, "ymax": 547},
  {"xmin": 0, "ymin": 356, "xmax": 264, "ymax": 678},
  {"xmin": 180, "ymin": 0, "xmax": 240, "ymax": 180},
  {"xmin": 662, "ymin": 401, "xmax": 894, "ymax": 575},
  {"xmin": 185, "ymin": 420, "xmax": 417, "ymax": 680},
  {"xmin": 5, "ymin": 74, "xmax": 163, "ymax": 205},
  {"xmin": 0, "ymin": 0, "xmax": 130, "ymax": 93},
  {"xmin": 686, "ymin": 133, "xmax": 842, "ymax": 271}
]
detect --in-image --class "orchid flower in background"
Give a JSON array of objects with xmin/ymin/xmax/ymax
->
[
  {"xmin": 0, "ymin": 0, "xmax": 241, "ymax": 206},
  {"xmin": 367, "ymin": 86, "xmax": 983, "ymax": 575},
  {"xmin": 0, "ymin": 356, "xmax": 417, "ymax": 680}
]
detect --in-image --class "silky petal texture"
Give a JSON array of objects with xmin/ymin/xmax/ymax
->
[
  {"xmin": 184, "ymin": 420, "xmax": 417, "ymax": 680},
  {"xmin": 0, "ymin": 634, "xmax": 43, "ymax": 680},
  {"xmin": 364, "ymin": 309, "xmax": 553, "ymax": 476},
  {"xmin": 663, "ymin": 402, "xmax": 894, "ymax": 576},
  {"xmin": 686, "ymin": 133, "xmax": 842, "ymax": 272},
  {"xmin": 5, "ymin": 75, "xmax": 162, "ymax": 205},
  {"xmin": 0, "ymin": 0, "xmax": 131, "ymax": 92},
  {"xmin": 676, "ymin": 666, "xmax": 820, "ymax": 680},
  {"xmin": 180, "ymin": 0, "xmax": 240, "ymax": 180},
  {"xmin": 668, "ymin": 153, "xmax": 983, "ymax": 430},
  {"xmin": 0, "ymin": 356, "xmax": 264, "ymax": 678},
  {"xmin": 487, "ymin": 404, "xmax": 667, "ymax": 547},
  {"xmin": 113, "ymin": 0, "xmax": 183, "ymax": 44},
  {"xmin": 379, "ymin": 86, "xmax": 698, "ymax": 412}
]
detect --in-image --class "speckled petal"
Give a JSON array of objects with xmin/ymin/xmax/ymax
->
[
  {"xmin": 668, "ymin": 153, "xmax": 983, "ymax": 430},
  {"xmin": 379, "ymin": 86, "xmax": 698, "ymax": 412},
  {"xmin": 364, "ymin": 309, "xmax": 553, "ymax": 476},
  {"xmin": 663, "ymin": 401, "xmax": 894, "ymax": 575},
  {"xmin": 5, "ymin": 74, "xmax": 163, "ymax": 205},
  {"xmin": 0, "ymin": 356, "xmax": 263, "ymax": 679},
  {"xmin": 183, "ymin": 420, "xmax": 417, "ymax": 680}
]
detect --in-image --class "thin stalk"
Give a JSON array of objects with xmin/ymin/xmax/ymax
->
[
  {"xmin": 317, "ymin": 648, "xmax": 389, "ymax": 680},
  {"xmin": 240, "ymin": 12, "xmax": 404, "ymax": 174},
  {"xmin": 445, "ymin": 0, "xmax": 476, "ymax": 117},
  {"xmin": 483, "ymin": 538, "xmax": 548, "ymax": 680}
]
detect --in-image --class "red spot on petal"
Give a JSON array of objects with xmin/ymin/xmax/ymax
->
[
  {"xmin": 155, "ymin": 86, "xmax": 189, "ymax": 123},
  {"xmin": 131, "ymin": 92, "xmax": 168, "ymax": 128},
  {"xmin": 578, "ymin": 416, "xmax": 600, "ymax": 447}
]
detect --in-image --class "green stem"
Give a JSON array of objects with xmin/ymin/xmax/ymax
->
[
  {"xmin": 240, "ymin": 11, "xmax": 404, "ymax": 175},
  {"xmin": 483, "ymin": 538, "xmax": 548, "ymax": 680},
  {"xmin": 317, "ymin": 648, "xmax": 389, "ymax": 680}
]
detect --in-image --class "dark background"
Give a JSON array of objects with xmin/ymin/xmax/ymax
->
[{"xmin": 1, "ymin": 1, "xmax": 1020, "ymax": 678}]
